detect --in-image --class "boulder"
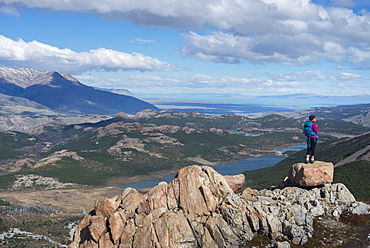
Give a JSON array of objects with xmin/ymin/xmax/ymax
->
[
  {"xmin": 223, "ymin": 173, "xmax": 245, "ymax": 193},
  {"xmin": 289, "ymin": 161, "xmax": 334, "ymax": 187}
]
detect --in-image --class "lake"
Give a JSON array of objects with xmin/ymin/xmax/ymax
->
[{"xmin": 118, "ymin": 143, "xmax": 306, "ymax": 190}]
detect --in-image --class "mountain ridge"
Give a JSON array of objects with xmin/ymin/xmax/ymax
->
[
  {"xmin": 0, "ymin": 66, "xmax": 158, "ymax": 115},
  {"xmin": 0, "ymin": 66, "xmax": 79, "ymax": 88}
]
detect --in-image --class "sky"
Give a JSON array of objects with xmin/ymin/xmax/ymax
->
[{"xmin": 1, "ymin": 0, "xmax": 370, "ymax": 105}]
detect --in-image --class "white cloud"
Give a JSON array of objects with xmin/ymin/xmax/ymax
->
[
  {"xmin": 2, "ymin": 0, "xmax": 370, "ymax": 67},
  {"xmin": 0, "ymin": 35, "xmax": 178, "ymax": 73},
  {"xmin": 271, "ymin": 70, "xmax": 363, "ymax": 86},
  {"xmin": 347, "ymin": 47, "xmax": 370, "ymax": 65},
  {"xmin": 180, "ymin": 31, "xmax": 320, "ymax": 65},
  {"xmin": 130, "ymin": 38, "xmax": 155, "ymax": 44},
  {"xmin": 0, "ymin": 5, "xmax": 20, "ymax": 17}
]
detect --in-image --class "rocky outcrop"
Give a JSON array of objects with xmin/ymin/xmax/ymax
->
[
  {"xmin": 134, "ymin": 109, "xmax": 158, "ymax": 119},
  {"xmin": 10, "ymin": 174, "xmax": 77, "ymax": 190},
  {"xmin": 35, "ymin": 150, "xmax": 84, "ymax": 168},
  {"xmin": 69, "ymin": 165, "xmax": 369, "ymax": 248},
  {"xmin": 115, "ymin": 112, "xmax": 130, "ymax": 119},
  {"xmin": 289, "ymin": 161, "xmax": 334, "ymax": 187}
]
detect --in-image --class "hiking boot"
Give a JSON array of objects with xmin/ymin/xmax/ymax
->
[
  {"xmin": 310, "ymin": 159, "xmax": 314, "ymax": 163},
  {"xmin": 305, "ymin": 159, "xmax": 309, "ymax": 164}
]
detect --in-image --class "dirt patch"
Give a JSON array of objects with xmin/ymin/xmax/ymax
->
[
  {"xmin": 0, "ymin": 186, "xmax": 123, "ymax": 214},
  {"xmin": 0, "ymin": 168, "xmax": 183, "ymax": 214}
]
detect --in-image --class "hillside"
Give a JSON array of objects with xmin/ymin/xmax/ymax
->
[
  {"xmin": 0, "ymin": 113, "xmax": 112, "ymax": 132},
  {"xmin": 286, "ymin": 103, "xmax": 370, "ymax": 127},
  {"xmin": 0, "ymin": 66, "xmax": 158, "ymax": 115},
  {"xmin": 114, "ymin": 110, "xmax": 369, "ymax": 137},
  {"xmin": 243, "ymin": 131, "xmax": 370, "ymax": 199},
  {"xmin": 0, "ymin": 110, "xmax": 369, "ymax": 190},
  {"xmin": 0, "ymin": 93, "xmax": 60, "ymax": 115}
]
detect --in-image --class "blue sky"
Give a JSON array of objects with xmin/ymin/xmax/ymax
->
[{"xmin": 1, "ymin": 0, "xmax": 370, "ymax": 104}]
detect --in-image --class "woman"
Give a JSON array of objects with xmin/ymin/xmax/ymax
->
[{"xmin": 305, "ymin": 115, "xmax": 319, "ymax": 164}]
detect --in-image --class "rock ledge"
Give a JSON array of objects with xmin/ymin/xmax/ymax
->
[{"xmin": 69, "ymin": 165, "xmax": 369, "ymax": 248}]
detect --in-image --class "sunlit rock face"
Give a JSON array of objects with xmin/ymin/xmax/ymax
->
[{"xmin": 289, "ymin": 161, "xmax": 334, "ymax": 187}]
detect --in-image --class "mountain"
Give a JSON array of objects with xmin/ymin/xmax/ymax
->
[{"xmin": 0, "ymin": 66, "xmax": 158, "ymax": 115}]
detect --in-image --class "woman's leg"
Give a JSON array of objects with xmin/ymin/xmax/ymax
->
[
  {"xmin": 306, "ymin": 140, "xmax": 311, "ymax": 163},
  {"xmin": 310, "ymin": 138, "xmax": 317, "ymax": 163}
]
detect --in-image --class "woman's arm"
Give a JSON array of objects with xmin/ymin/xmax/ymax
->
[{"xmin": 312, "ymin": 123, "xmax": 319, "ymax": 134}]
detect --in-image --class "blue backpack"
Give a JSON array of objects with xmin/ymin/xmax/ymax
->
[{"xmin": 303, "ymin": 121, "xmax": 316, "ymax": 137}]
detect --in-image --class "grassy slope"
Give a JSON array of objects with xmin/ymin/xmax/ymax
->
[{"xmin": 333, "ymin": 160, "xmax": 370, "ymax": 200}]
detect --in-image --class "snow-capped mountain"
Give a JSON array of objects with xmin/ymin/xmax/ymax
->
[
  {"xmin": 0, "ymin": 66, "xmax": 158, "ymax": 115},
  {"xmin": 0, "ymin": 66, "xmax": 78, "ymax": 88}
]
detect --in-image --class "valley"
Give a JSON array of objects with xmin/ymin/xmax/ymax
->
[
  {"xmin": 1, "ymin": 109, "xmax": 369, "ymax": 189},
  {"xmin": 0, "ymin": 100, "xmax": 370, "ymax": 246}
]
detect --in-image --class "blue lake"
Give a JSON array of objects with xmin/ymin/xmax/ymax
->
[{"xmin": 118, "ymin": 143, "xmax": 306, "ymax": 190}]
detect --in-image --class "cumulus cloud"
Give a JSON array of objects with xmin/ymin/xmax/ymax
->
[
  {"xmin": 0, "ymin": 35, "xmax": 178, "ymax": 73},
  {"xmin": 179, "ymin": 3, "xmax": 370, "ymax": 66},
  {"xmin": 180, "ymin": 31, "xmax": 319, "ymax": 65},
  {"xmin": 1, "ymin": 0, "xmax": 370, "ymax": 67}
]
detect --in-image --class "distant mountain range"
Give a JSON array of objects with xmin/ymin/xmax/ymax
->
[
  {"xmin": 148, "ymin": 93, "xmax": 370, "ymax": 115},
  {"xmin": 147, "ymin": 99, "xmax": 298, "ymax": 115},
  {"xmin": 0, "ymin": 66, "xmax": 158, "ymax": 115},
  {"xmin": 251, "ymin": 93, "xmax": 370, "ymax": 107}
]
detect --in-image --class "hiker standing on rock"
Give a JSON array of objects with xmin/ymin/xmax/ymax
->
[{"xmin": 304, "ymin": 115, "xmax": 319, "ymax": 164}]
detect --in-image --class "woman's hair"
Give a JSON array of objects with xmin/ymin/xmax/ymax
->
[{"xmin": 309, "ymin": 115, "xmax": 316, "ymax": 120}]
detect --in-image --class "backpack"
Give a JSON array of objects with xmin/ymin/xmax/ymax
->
[{"xmin": 303, "ymin": 121, "xmax": 316, "ymax": 137}]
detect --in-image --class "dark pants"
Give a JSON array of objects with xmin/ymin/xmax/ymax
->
[{"xmin": 306, "ymin": 138, "xmax": 317, "ymax": 156}]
